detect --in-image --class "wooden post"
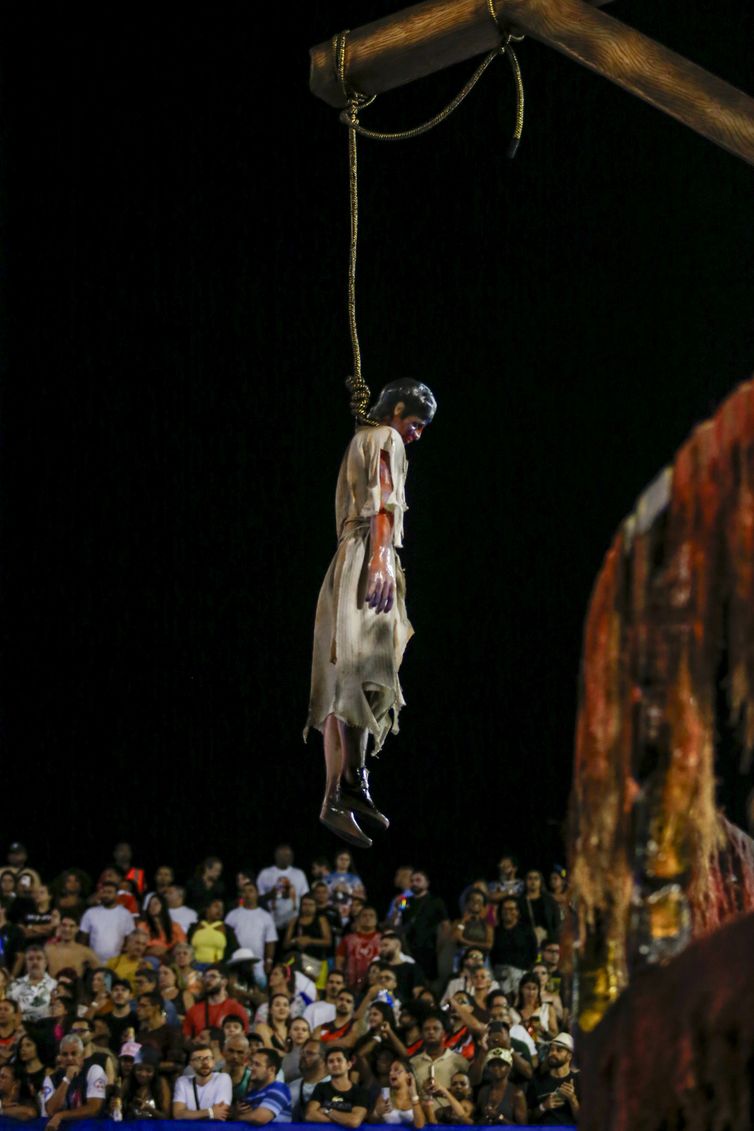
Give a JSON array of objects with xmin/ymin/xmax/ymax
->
[{"xmin": 309, "ymin": 0, "xmax": 754, "ymax": 166}]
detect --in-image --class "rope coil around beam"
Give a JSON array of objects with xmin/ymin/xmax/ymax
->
[{"xmin": 333, "ymin": 21, "xmax": 525, "ymax": 425}]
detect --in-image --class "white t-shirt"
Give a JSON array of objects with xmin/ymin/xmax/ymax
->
[
  {"xmin": 224, "ymin": 906, "xmax": 278, "ymax": 958},
  {"xmin": 170, "ymin": 905, "xmax": 199, "ymax": 933},
  {"xmin": 256, "ymin": 866, "xmax": 309, "ymax": 902},
  {"xmin": 80, "ymin": 904, "xmax": 135, "ymax": 960},
  {"xmin": 173, "ymin": 1072, "xmax": 233, "ymax": 1110}
]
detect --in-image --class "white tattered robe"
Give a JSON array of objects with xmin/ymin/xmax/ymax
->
[{"xmin": 305, "ymin": 425, "xmax": 413, "ymax": 753}]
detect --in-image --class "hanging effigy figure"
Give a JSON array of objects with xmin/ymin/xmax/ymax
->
[{"xmin": 305, "ymin": 379, "xmax": 437, "ymax": 848}]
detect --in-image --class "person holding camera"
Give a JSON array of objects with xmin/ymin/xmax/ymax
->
[{"xmin": 526, "ymin": 1033, "xmax": 580, "ymax": 1124}]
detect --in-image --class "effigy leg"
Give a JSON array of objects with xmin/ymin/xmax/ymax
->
[{"xmin": 320, "ymin": 714, "xmax": 373, "ymax": 848}]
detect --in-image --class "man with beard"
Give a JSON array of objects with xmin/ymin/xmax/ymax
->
[
  {"xmin": 135, "ymin": 991, "xmax": 185, "ymax": 1076},
  {"xmin": 183, "ymin": 965, "xmax": 249, "ymax": 1042},
  {"xmin": 410, "ymin": 1014, "xmax": 468, "ymax": 1096},
  {"xmin": 290, "ymin": 1040, "xmax": 330, "ymax": 1120},
  {"xmin": 306, "ymin": 1046, "xmax": 369, "ymax": 1126},
  {"xmin": 173, "ymin": 1044, "xmax": 232, "ymax": 1120},
  {"xmin": 527, "ymin": 1033, "xmax": 580, "ymax": 1124},
  {"xmin": 401, "ymin": 872, "xmax": 449, "ymax": 985},
  {"xmin": 378, "ymin": 930, "xmax": 425, "ymax": 999},
  {"xmin": 303, "ymin": 971, "xmax": 346, "ymax": 1031},
  {"xmin": 79, "ymin": 880, "xmax": 134, "ymax": 962},
  {"xmin": 313, "ymin": 991, "xmax": 359, "ymax": 1052}
]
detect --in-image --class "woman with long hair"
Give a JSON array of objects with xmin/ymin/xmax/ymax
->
[
  {"xmin": 254, "ymin": 992, "xmax": 292, "ymax": 1052},
  {"xmin": 531, "ymin": 962, "xmax": 565, "ymax": 1026},
  {"xmin": 281, "ymin": 1016, "xmax": 312, "ymax": 1082},
  {"xmin": 82, "ymin": 967, "xmax": 113, "ymax": 1018},
  {"xmin": 158, "ymin": 962, "xmax": 195, "ymax": 1018},
  {"xmin": 16, "ymin": 1029, "xmax": 52, "ymax": 1110},
  {"xmin": 513, "ymin": 972, "xmax": 558, "ymax": 1044},
  {"xmin": 120, "ymin": 1051, "xmax": 171, "ymax": 1119},
  {"xmin": 282, "ymin": 893, "xmax": 333, "ymax": 977},
  {"xmin": 138, "ymin": 894, "xmax": 185, "ymax": 958},
  {"xmin": 370, "ymin": 1057, "xmax": 426, "ymax": 1126}
]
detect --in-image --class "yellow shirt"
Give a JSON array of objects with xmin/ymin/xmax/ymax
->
[{"xmin": 190, "ymin": 921, "xmax": 228, "ymax": 964}]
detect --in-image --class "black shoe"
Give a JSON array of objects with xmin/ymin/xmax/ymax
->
[
  {"xmin": 319, "ymin": 793, "xmax": 373, "ymax": 848},
  {"xmin": 341, "ymin": 768, "xmax": 390, "ymax": 830}
]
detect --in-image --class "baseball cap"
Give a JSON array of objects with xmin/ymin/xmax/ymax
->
[
  {"xmin": 119, "ymin": 1041, "xmax": 142, "ymax": 1059},
  {"xmin": 484, "ymin": 1047, "xmax": 513, "ymax": 1066}
]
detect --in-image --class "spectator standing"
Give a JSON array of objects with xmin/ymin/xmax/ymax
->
[
  {"xmin": 45, "ymin": 916, "xmax": 99, "ymax": 978},
  {"xmin": 488, "ymin": 854, "xmax": 525, "ymax": 908},
  {"xmin": 475, "ymin": 1047, "xmax": 527, "ymax": 1124},
  {"xmin": 225, "ymin": 883, "xmax": 278, "ymax": 985},
  {"xmin": 401, "ymin": 873, "xmax": 449, "ymax": 986},
  {"xmin": 449, "ymin": 891, "xmax": 493, "ymax": 960},
  {"xmin": 185, "ymin": 857, "xmax": 226, "ymax": 914},
  {"xmin": 303, "ymin": 970, "xmax": 346, "ymax": 1031},
  {"xmin": 384, "ymin": 867, "xmax": 414, "ymax": 929},
  {"xmin": 141, "ymin": 865, "xmax": 175, "ymax": 911},
  {"xmin": 8, "ymin": 945, "xmax": 57, "ymax": 1021},
  {"xmin": 290, "ymin": 1039, "xmax": 330, "ymax": 1120},
  {"xmin": 18, "ymin": 884, "xmax": 60, "ymax": 944},
  {"xmin": 51, "ymin": 871, "xmax": 90, "ymax": 921},
  {"xmin": 256, "ymin": 846, "xmax": 309, "ymax": 905},
  {"xmin": 79, "ymin": 881, "xmax": 134, "ymax": 961},
  {"xmin": 172, "ymin": 1043, "xmax": 232, "ymax": 1120},
  {"xmin": 166, "ymin": 884, "xmax": 199, "ymax": 935},
  {"xmin": 135, "ymin": 990, "xmax": 185, "ymax": 1075},
  {"xmin": 105, "ymin": 978, "xmax": 136, "ymax": 1050},
  {"xmin": 489, "ymin": 899, "xmax": 538, "ymax": 997},
  {"xmin": 378, "ymin": 931, "xmax": 425, "ymax": 1000},
  {"xmin": 236, "ymin": 1047, "xmax": 292, "ymax": 1123},
  {"xmin": 138, "ymin": 893, "xmax": 186, "ymax": 958},
  {"xmin": 190, "ymin": 899, "xmax": 237, "ymax": 966},
  {"xmin": 306, "ymin": 1046, "xmax": 369, "ymax": 1125},
  {"xmin": 409, "ymin": 1015, "xmax": 468, "ymax": 1096},
  {"xmin": 526, "ymin": 1033, "xmax": 580, "ymax": 1124},
  {"xmin": 0, "ymin": 902, "xmax": 26, "ymax": 978},
  {"xmin": 282, "ymin": 893, "xmax": 332, "ymax": 983},
  {"xmin": 371, "ymin": 1056, "xmax": 425, "ymax": 1126},
  {"xmin": 421, "ymin": 1069, "xmax": 474, "ymax": 1124},
  {"xmin": 183, "ymin": 966, "xmax": 250, "ymax": 1042},
  {"xmin": 314, "ymin": 990, "xmax": 359, "ymax": 1051},
  {"xmin": 3, "ymin": 844, "xmax": 41, "ymax": 891},
  {"xmin": 112, "ymin": 843, "xmax": 146, "ymax": 897},
  {"xmin": 517, "ymin": 872, "xmax": 560, "ymax": 948},
  {"xmin": 336, "ymin": 907, "xmax": 381, "ymax": 993}
]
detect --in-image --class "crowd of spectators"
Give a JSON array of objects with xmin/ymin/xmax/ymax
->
[{"xmin": 0, "ymin": 840, "xmax": 579, "ymax": 1125}]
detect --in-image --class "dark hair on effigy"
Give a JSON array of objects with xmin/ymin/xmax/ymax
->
[{"xmin": 368, "ymin": 380, "xmax": 437, "ymax": 424}]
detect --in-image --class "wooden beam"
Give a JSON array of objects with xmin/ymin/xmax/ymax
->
[{"xmin": 309, "ymin": 0, "xmax": 754, "ymax": 166}]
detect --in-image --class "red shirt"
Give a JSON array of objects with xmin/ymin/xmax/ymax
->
[
  {"xmin": 182, "ymin": 997, "xmax": 250, "ymax": 1039},
  {"xmin": 445, "ymin": 1025, "xmax": 475, "ymax": 1061},
  {"xmin": 336, "ymin": 931, "xmax": 381, "ymax": 991}
]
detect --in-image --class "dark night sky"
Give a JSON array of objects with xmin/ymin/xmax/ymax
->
[{"xmin": 1, "ymin": 2, "xmax": 752, "ymax": 910}]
